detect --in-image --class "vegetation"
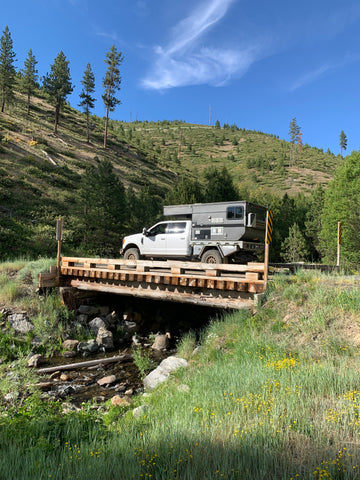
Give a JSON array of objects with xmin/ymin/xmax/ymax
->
[
  {"xmin": 1, "ymin": 266, "xmax": 360, "ymax": 478},
  {"xmin": 0, "ymin": 24, "xmax": 357, "ymax": 267}
]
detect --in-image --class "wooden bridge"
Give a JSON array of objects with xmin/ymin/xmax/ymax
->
[{"xmin": 39, "ymin": 257, "xmax": 267, "ymax": 309}]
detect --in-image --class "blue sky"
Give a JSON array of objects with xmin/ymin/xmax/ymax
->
[{"xmin": 3, "ymin": 0, "xmax": 360, "ymax": 155}]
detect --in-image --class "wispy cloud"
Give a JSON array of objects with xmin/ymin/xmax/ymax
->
[
  {"xmin": 141, "ymin": 0, "xmax": 262, "ymax": 90},
  {"xmin": 289, "ymin": 54, "xmax": 360, "ymax": 92}
]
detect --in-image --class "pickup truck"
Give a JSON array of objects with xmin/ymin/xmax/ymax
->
[{"xmin": 121, "ymin": 201, "xmax": 267, "ymax": 264}]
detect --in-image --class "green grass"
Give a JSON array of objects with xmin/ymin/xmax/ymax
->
[{"xmin": 1, "ymin": 270, "xmax": 360, "ymax": 478}]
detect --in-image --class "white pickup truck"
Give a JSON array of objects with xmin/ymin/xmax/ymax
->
[{"xmin": 121, "ymin": 201, "xmax": 267, "ymax": 264}]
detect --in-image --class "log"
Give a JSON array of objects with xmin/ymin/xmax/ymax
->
[{"xmin": 37, "ymin": 354, "xmax": 130, "ymax": 374}]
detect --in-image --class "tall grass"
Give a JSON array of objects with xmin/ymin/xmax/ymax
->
[{"xmin": 1, "ymin": 270, "xmax": 360, "ymax": 479}]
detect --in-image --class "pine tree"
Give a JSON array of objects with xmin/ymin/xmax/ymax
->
[
  {"xmin": 339, "ymin": 130, "xmax": 347, "ymax": 158},
  {"xmin": 281, "ymin": 223, "xmax": 309, "ymax": 262},
  {"xmin": 102, "ymin": 45, "xmax": 124, "ymax": 148},
  {"xmin": 203, "ymin": 166, "xmax": 239, "ymax": 202},
  {"xmin": 77, "ymin": 159, "xmax": 126, "ymax": 255},
  {"xmin": 20, "ymin": 49, "xmax": 38, "ymax": 115},
  {"xmin": 43, "ymin": 51, "xmax": 73, "ymax": 134},
  {"xmin": 79, "ymin": 63, "xmax": 96, "ymax": 143},
  {"xmin": 288, "ymin": 117, "xmax": 300, "ymax": 166},
  {"xmin": 0, "ymin": 26, "xmax": 16, "ymax": 113}
]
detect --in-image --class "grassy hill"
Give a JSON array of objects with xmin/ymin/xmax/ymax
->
[{"xmin": 0, "ymin": 89, "xmax": 339, "ymax": 258}]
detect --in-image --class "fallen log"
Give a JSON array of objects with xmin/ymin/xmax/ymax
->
[{"xmin": 37, "ymin": 354, "xmax": 130, "ymax": 374}]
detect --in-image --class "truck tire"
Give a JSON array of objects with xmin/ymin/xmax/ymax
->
[
  {"xmin": 124, "ymin": 248, "xmax": 140, "ymax": 261},
  {"xmin": 201, "ymin": 249, "xmax": 222, "ymax": 264}
]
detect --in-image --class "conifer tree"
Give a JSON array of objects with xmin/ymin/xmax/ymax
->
[
  {"xmin": 102, "ymin": 45, "xmax": 124, "ymax": 148},
  {"xmin": 43, "ymin": 51, "xmax": 73, "ymax": 134},
  {"xmin": 281, "ymin": 223, "xmax": 309, "ymax": 262},
  {"xmin": 0, "ymin": 26, "xmax": 16, "ymax": 113},
  {"xmin": 288, "ymin": 117, "xmax": 300, "ymax": 166},
  {"xmin": 20, "ymin": 49, "xmax": 38, "ymax": 115},
  {"xmin": 79, "ymin": 63, "xmax": 96, "ymax": 143},
  {"xmin": 339, "ymin": 130, "xmax": 347, "ymax": 158}
]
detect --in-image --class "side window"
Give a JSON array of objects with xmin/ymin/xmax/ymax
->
[
  {"xmin": 166, "ymin": 222, "xmax": 186, "ymax": 234},
  {"xmin": 149, "ymin": 223, "xmax": 167, "ymax": 235},
  {"xmin": 227, "ymin": 206, "xmax": 244, "ymax": 220}
]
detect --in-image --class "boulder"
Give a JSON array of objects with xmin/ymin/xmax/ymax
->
[
  {"xmin": 97, "ymin": 374, "xmax": 117, "ymax": 386},
  {"xmin": 133, "ymin": 405, "xmax": 148, "ymax": 419},
  {"xmin": 105, "ymin": 311, "xmax": 119, "ymax": 327},
  {"xmin": 77, "ymin": 339, "xmax": 99, "ymax": 354},
  {"xmin": 77, "ymin": 305, "xmax": 99, "ymax": 316},
  {"xmin": 62, "ymin": 339, "xmax": 79, "ymax": 351},
  {"xmin": 96, "ymin": 327, "xmax": 114, "ymax": 350},
  {"xmin": 123, "ymin": 321, "xmax": 139, "ymax": 335},
  {"xmin": 111, "ymin": 395, "xmax": 132, "ymax": 407},
  {"xmin": 8, "ymin": 313, "xmax": 33, "ymax": 334},
  {"xmin": 151, "ymin": 334, "xmax": 169, "ymax": 351},
  {"xmin": 27, "ymin": 354, "xmax": 43, "ymax": 368},
  {"xmin": 143, "ymin": 356, "xmax": 188, "ymax": 390},
  {"xmin": 89, "ymin": 317, "xmax": 107, "ymax": 335}
]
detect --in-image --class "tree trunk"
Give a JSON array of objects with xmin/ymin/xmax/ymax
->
[
  {"xmin": 104, "ymin": 107, "xmax": 109, "ymax": 148},
  {"xmin": 54, "ymin": 104, "xmax": 60, "ymax": 134},
  {"xmin": 86, "ymin": 110, "xmax": 90, "ymax": 143}
]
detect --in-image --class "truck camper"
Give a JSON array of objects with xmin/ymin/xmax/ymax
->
[{"xmin": 121, "ymin": 201, "xmax": 267, "ymax": 264}]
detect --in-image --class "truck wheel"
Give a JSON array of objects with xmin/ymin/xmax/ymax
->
[
  {"xmin": 124, "ymin": 248, "xmax": 140, "ymax": 261},
  {"xmin": 201, "ymin": 249, "xmax": 222, "ymax": 264}
]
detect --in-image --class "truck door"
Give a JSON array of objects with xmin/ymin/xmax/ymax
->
[
  {"xmin": 142, "ymin": 222, "xmax": 168, "ymax": 255},
  {"xmin": 166, "ymin": 222, "xmax": 190, "ymax": 256}
]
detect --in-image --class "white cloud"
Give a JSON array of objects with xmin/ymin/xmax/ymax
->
[
  {"xmin": 141, "ymin": 0, "xmax": 261, "ymax": 90},
  {"xmin": 289, "ymin": 54, "xmax": 360, "ymax": 92}
]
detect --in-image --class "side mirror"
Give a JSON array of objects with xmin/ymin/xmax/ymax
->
[{"xmin": 142, "ymin": 227, "xmax": 148, "ymax": 236}]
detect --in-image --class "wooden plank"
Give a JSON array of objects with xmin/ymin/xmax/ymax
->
[
  {"xmin": 39, "ymin": 272, "xmax": 57, "ymax": 288},
  {"xmin": 69, "ymin": 279, "xmax": 254, "ymax": 309},
  {"xmin": 245, "ymin": 272, "xmax": 260, "ymax": 281}
]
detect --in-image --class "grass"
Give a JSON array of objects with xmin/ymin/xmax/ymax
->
[{"xmin": 1, "ymin": 268, "xmax": 360, "ymax": 478}]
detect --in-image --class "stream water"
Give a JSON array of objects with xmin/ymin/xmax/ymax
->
[{"xmin": 37, "ymin": 296, "xmax": 224, "ymax": 406}]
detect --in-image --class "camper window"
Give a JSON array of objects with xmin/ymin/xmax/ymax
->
[{"xmin": 227, "ymin": 206, "xmax": 244, "ymax": 220}]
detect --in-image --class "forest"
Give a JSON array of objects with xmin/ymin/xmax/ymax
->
[{"xmin": 0, "ymin": 25, "xmax": 358, "ymax": 268}]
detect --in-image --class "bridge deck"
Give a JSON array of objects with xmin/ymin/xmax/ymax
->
[{"xmin": 39, "ymin": 257, "xmax": 266, "ymax": 309}]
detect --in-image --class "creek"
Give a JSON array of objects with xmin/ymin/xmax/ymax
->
[{"xmin": 36, "ymin": 295, "xmax": 224, "ymax": 406}]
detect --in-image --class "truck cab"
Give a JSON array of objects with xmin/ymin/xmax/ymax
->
[{"xmin": 121, "ymin": 220, "xmax": 192, "ymax": 260}]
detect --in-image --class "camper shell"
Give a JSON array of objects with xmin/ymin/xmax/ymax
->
[{"xmin": 163, "ymin": 201, "xmax": 266, "ymax": 243}]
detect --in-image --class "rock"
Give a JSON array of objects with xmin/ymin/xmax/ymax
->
[
  {"xmin": 89, "ymin": 317, "xmax": 107, "ymax": 335},
  {"xmin": 62, "ymin": 339, "xmax": 79, "ymax": 351},
  {"xmin": 125, "ymin": 388, "xmax": 133, "ymax": 396},
  {"xmin": 99, "ymin": 306, "xmax": 110, "ymax": 317},
  {"xmin": 105, "ymin": 311, "xmax": 118, "ymax": 327},
  {"xmin": 4, "ymin": 391, "xmax": 19, "ymax": 402},
  {"xmin": 97, "ymin": 374, "xmax": 117, "ymax": 386},
  {"xmin": 77, "ymin": 339, "xmax": 99, "ymax": 354},
  {"xmin": 8, "ymin": 313, "xmax": 34, "ymax": 333},
  {"xmin": 77, "ymin": 305, "xmax": 98, "ymax": 316},
  {"xmin": 60, "ymin": 373, "xmax": 70, "ymax": 381},
  {"xmin": 151, "ymin": 334, "xmax": 169, "ymax": 351},
  {"xmin": 123, "ymin": 321, "xmax": 139, "ymax": 335},
  {"xmin": 96, "ymin": 327, "xmax": 114, "ymax": 350},
  {"xmin": 63, "ymin": 351, "xmax": 77, "ymax": 358},
  {"xmin": 133, "ymin": 405, "xmax": 148, "ymax": 419},
  {"xmin": 143, "ymin": 356, "xmax": 188, "ymax": 390},
  {"xmin": 27, "ymin": 354, "xmax": 43, "ymax": 367},
  {"xmin": 77, "ymin": 314, "xmax": 88, "ymax": 325},
  {"xmin": 111, "ymin": 395, "xmax": 132, "ymax": 407}
]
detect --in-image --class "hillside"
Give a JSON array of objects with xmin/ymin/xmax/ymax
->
[{"xmin": 0, "ymin": 89, "xmax": 339, "ymax": 259}]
